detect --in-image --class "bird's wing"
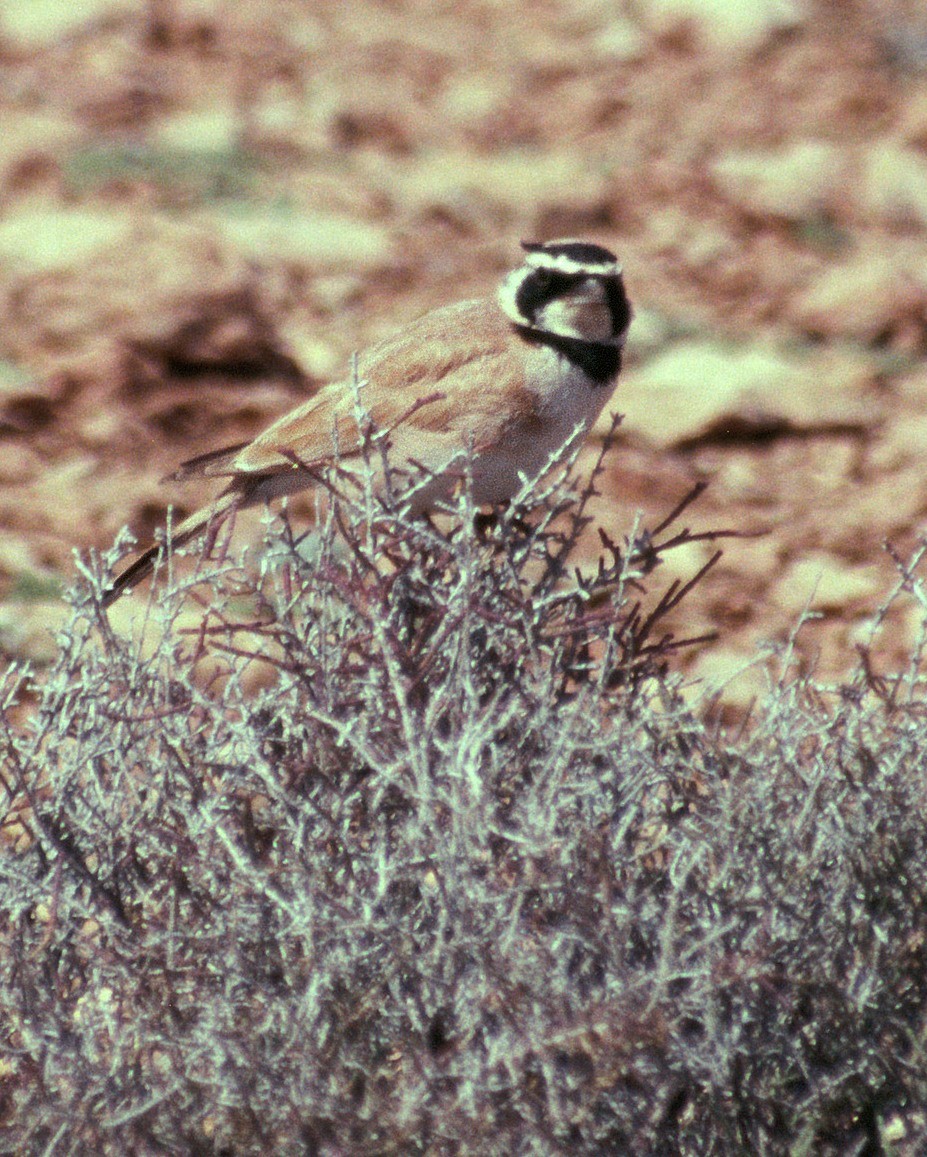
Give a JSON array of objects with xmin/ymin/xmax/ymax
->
[{"xmin": 185, "ymin": 300, "xmax": 538, "ymax": 480}]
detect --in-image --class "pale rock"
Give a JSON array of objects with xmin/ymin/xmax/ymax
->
[
  {"xmin": 645, "ymin": 206, "xmax": 692, "ymax": 253},
  {"xmin": 767, "ymin": 348, "xmax": 876, "ymax": 429},
  {"xmin": 592, "ymin": 17, "xmax": 646, "ymax": 61},
  {"xmin": 622, "ymin": 305, "xmax": 675, "ymax": 360},
  {"xmin": 155, "ymin": 109, "xmax": 241, "ymax": 154},
  {"xmin": 79, "ymin": 408, "xmax": 124, "ymax": 447},
  {"xmin": 0, "ymin": 360, "xmax": 31, "ymax": 394},
  {"xmin": 711, "ymin": 141, "xmax": 846, "ymax": 221},
  {"xmin": 0, "ymin": 600, "xmax": 69, "ymax": 665},
  {"xmin": 0, "ymin": 208, "xmax": 131, "ymax": 271},
  {"xmin": 771, "ymin": 552, "xmax": 883, "ymax": 615},
  {"xmin": 309, "ymin": 274, "xmax": 366, "ymax": 312},
  {"xmin": 0, "ymin": 0, "xmax": 128, "ymax": 48},
  {"xmin": 868, "ymin": 410, "xmax": 927, "ymax": 473},
  {"xmin": 719, "ymin": 535, "xmax": 783, "ymax": 584},
  {"xmin": 689, "ymin": 649, "xmax": 770, "ymax": 714},
  {"xmin": 646, "ymin": 211, "xmax": 740, "ymax": 268},
  {"xmin": 835, "ymin": 469, "xmax": 927, "ymax": 545},
  {"xmin": 680, "ymin": 652, "xmax": 768, "ymax": 721},
  {"xmin": 711, "ymin": 454, "xmax": 767, "ymax": 503},
  {"xmin": 898, "ymin": 601, "xmax": 927, "ymax": 656},
  {"xmin": 619, "ymin": 341, "xmax": 875, "ymax": 448},
  {"xmin": 440, "ymin": 79, "xmax": 506, "ymax": 126},
  {"xmin": 164, "ymin": 0, "xmax": 224, "ymax": 22},
  {"xmin": 397, "ymin": 150, "xmax": 609, "ymax": 220},
  {"xmin": 654, "ymin": 538, "xmax": 716, "ymax": 584},
  {"xmin": 248, "ymin": 90, "xmax": 310, "ymax": 141},
  {"xmin": 639, "ymin": 0, "xmax": 807, "ymax": 52},
  {"xmin": 894, "ymin": 365, "xmax": 927, "ymax": 414},
  {"xmin": 684, "ymin": 223, "xmax": 737, "ymax": 267},
  {"xmin": 788, "ymin": 244, "xmax": 927, "ymax": 341},
  {"xmin": 211, "ymin": 209, "xmax": 394, "ymax": 271},
  {"xmin": 857, "ymin": 142, "xmax": 927, "ymax": 229},
  {"xmin": 280, "ymin": 332, "xmax": 342, "ymax": 381},
  {"xmin": 0, "ymin": 533, "xmax": 41, "ymax": 576}
]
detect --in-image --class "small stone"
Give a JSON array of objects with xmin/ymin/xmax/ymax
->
[
  {"xmin": 711, "ymin": 141, "xmax": 846, "ymax": 221},
  {"xmin": 639, "ymin": 0, "xmax": 807, "ymax": 52},
  {"xmin": 79, "ymin": 408, "xmax": 124, "ymax": 447},
  {"xmin": 857, "ymin": 143, "xmax": 927, "ymax": 230},
  {"xmin": 689, "ymin": 649, "xmax": 770, "ymax": 714},
  {"xmin": 0, "ymin": 533, "xmax": 41, "ymax": 576},
  {"xmin": 590, "ymin": 16, "xmax": 646, "ymax": 61},
  {"xmin": 868, "ymin": 407, "xmax": 927, "ymax": 473},
  {"xmin": 397, "ymin": 149, "xmax": 609, "ymax": 222},
  {"xmin": 622, "ymin": 306, "xmax": 675, "ymax": 360},
  {"xmin": 788, "ymin": 242, "xmax": 927, "ymax": 344},
  {"xmin": 281, "ymin": 333, "xmax": 342, "ymax": 381},
  {"xmin": 619, "ymin": 341, "xmax": 875, "ymax": 448},
  {"xmin": 212, "ymin": 209, "xmax": 394, "ymax": 271},
  {"xmin": 0, "ymin": 600, "xmax": 69, "ymax": 665},
  {"xmin": 0, "ymin": 208, "xmax": 130, "ymax": 272},
  {"xmin": 656, "ymin": 538, "xmax": 716, "ymax": 584},
  {"xmin": 0, "ymin": 0, "xmax": 128, "ymax": 48},
  {"xmin": 771, "ymin": 553, "xmax": 883, "ymax": 615},
  {"xmin": 155, "ymin": 109, "xmax": 240, "ymax": 154}
]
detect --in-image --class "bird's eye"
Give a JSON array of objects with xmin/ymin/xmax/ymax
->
[{"xmin": 533, "ymin": 268, "xmax": 553, "ymax": 288}]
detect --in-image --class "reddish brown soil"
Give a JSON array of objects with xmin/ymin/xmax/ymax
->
[{"xmin": 3, "ymin": 0, "xmax": 927, "ymax": 710}]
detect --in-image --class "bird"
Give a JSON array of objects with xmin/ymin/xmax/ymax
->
[{"xmin": 103, "ymin": 238, "xmax": 632, "ymax": 606}]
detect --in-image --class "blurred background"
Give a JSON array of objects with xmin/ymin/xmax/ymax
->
[{"xmin": 2, "ymin": 0, "xmax": 927, "ymax": 704}]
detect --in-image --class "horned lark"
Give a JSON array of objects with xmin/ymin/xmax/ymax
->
[{"xmin": 104, "ymin": 239, "xmax": 632, "ymax": 605}]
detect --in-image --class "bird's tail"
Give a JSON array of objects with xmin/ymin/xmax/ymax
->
[{"xmin": 102, "ymin": 488, "xmax": 244, "ymax": 608}]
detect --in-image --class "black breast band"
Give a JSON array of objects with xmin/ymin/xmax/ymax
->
[{"xmin": 515, "ymin": 326, "xmax": 622, "ymax": 384}]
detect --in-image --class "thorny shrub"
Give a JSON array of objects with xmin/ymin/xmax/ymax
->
[{"xmin": 2, "ymin": 424, "xmax": 927, "ymax": 1155}]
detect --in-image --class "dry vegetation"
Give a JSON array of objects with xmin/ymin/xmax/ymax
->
[
  {"xmin": 3, "ymin": 0, "xmax": 927, "ymax": 1152},
  {"xmin": 4, "ymin": 441, "xmax": 927, "ymax": 1153}
]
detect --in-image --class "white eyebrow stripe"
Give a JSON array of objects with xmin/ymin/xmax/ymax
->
[{"xmin": 524, "ymin": 251, "xmax": 621, "ymax": 276}]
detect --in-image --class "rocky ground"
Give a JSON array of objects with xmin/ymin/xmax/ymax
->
[{"xmin": 3, "ymin": 0, "xmax": 927, "ymax": 715}]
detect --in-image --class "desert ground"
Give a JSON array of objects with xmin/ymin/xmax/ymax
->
[{"xmin": 3, "ymin": 0, "xmax": 927, "ymax": 711}]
